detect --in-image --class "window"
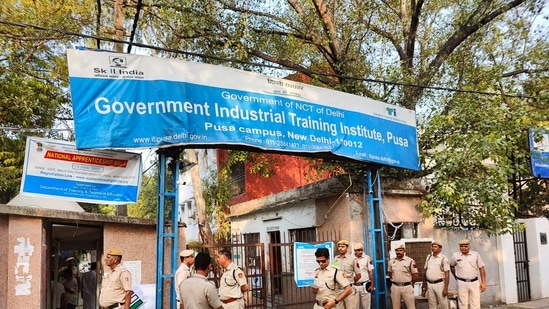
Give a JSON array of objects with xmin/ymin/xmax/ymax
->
[
  {"xmin": 386, "ymin": 222, "xmax": 417, "ymax": 240},
  {"xmin": 230, "ymin": 161, "xmax": 245, "ymax": 196},
  {"xmin": 243, "ymin": 233, "xmax": 260, "ymax": 267},
  {"xmin": 289, "ymin": 227, "xmax": 316, "ymax": 242}
]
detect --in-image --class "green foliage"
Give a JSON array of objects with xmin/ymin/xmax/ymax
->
[
  {"xmin": 226, "ymin": 150, "xmax": 278, "ymax": 177},
  {"xmin": 0, "ymin": 0, "xmax": 96, "ymax": 202},
  {"xmin": 128, "ymin": 170, "xmax": 159, "ymax": 219},
  {"xmin": 97, "ymin": 204, "xmax": 116, "ymax": 215},
  {"xmin": 202, "ymin": 168, "xmax": 233, "ymax": 243},
  {"xmin": 136, "ymin": 0, "xmax": 549, "ymax": 234}
]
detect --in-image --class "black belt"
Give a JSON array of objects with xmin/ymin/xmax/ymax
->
[
  {"xmin": 427, "ymin": 279, "xmax": 444, "ymax": 284},
  {"xmin": 354, "ymin": 281, "xmax": 366, "ymax": 286},
  {"xmin": 456, "ymin": 277, "xmax": 478, "ymax": 282},
  {"xmin": 107, "ymin": 303, "xmax": 125, "ymax": 309},
  {"xmin": 316, "ymin": 300, "xmax": 329, "ymax": 306},
  {"xmin": 391, "ymin": 281, "xmax": 411, "ymax": 286}
]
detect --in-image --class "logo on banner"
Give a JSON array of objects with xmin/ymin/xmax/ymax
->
[
  {"xmin": 110, "ymin": 56, "xmax": 127, "ymax": 68},
  {"xmin": 91, "ymin": 55, "xmax": 144, "ymax": 79}
]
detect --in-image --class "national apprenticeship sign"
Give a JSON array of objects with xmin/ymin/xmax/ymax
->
[
  {"xmin": 20, "ymin": 137, "xmax": 142, "ymax": 204},
  {"xmin": 67, "ymin": 49, "xmax": 420, "ymax": 171}
]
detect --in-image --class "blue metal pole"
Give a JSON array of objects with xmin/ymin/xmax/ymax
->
[
  {"xmin": 367, "ymin": 169, "xmax": 389, "ymax": 308},
  {"xmin": 169, "ymin": 157, "xmax": 180, "ymax": 308},
  {"xmin": 155, "ymin": 152, "xmax": 167, "ymax": 309},
  {"xmin": 156, "ymin": 148, "xmax": 182, "ymax": 308}
]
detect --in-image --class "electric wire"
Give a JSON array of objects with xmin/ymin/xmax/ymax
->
[{"xmin": 0, "ymin": 19, "xmax": 539, "ymax": 100}]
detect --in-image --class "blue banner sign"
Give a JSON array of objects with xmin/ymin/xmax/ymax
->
[
  {"xmin": 529, "ymin": 128, "xmax": 549, "ymax": 178},
  {"xmin": 67, "ymin": 49, "xmax": 420, "ymax": 170},
  {"xmin": 20, "ymin": 137, "xmax": 142, "ymax": 204}
]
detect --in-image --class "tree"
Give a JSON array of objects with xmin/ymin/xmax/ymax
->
[
  {"xmin": 134, "ymin": 0, "xmax": 549, "ymax": 233},
  {"xmin": 1, "ymin": 0, "xmax": 548, "ymax": 235},
  {"xmin": 0, "ymin": 0, "xmax": 96, "ymax": 202},
  {"xmin": 185, "ymin": 148, "xmax": 216, "ymax": 244}
]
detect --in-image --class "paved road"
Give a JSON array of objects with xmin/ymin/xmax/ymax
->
[{"xmin": 482, "ymin": 298, "xmax": 549, "ymax": 309}]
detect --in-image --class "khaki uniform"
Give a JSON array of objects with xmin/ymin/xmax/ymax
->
[
  {"xmin": 180, "ymin": 274, "xmax": 224, "ymax": 309},
  {"xmin": 219, "ymin": 263, "xmax": 247, "ymax": 309},
  {"xmin": 313, "ymin": 265, "xmax": 350, "ymax": 309},
  {"xmin": 99, "ymin": 263, "xmax": 132, "ymax": 308},
  {"xmin": 333, "ymin": 255, "xmax": 359, "ymax": 309},
  {"xmin": 388, "ymin": 256, "xmax": 418, "ymax": 309},
  {"xmin": 424, "ymin": 254, "xmax": 450, "ymax": 309},
  {"xmin": 450, "ymin": 251, "xmax": 485, "ymax": 309},
  {"xmin": 355, "ymin": 254, "xmax": 374, "ymax": 309},
  {"xmin": 175, "ymin": 263, "xmax": 192, "ymax": 301}
]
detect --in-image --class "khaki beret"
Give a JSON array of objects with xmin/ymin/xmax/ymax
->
[
  {"xmin": 337, "ymin": 240, "xmax": 350, "ymax": 246},
  {"xmin": 459, "ymin": 239, "xmax": 470, "ymax": 245},
  {"xmin": 107, "ymin": 248, "xmax": 123, "ymax": 256},
  {"xmin": 66, "ymin": 257, "xmax": 75, "ymax": 262},
  {"xmin": 179, "ymin": 249, "xmax": 195, "ymax": 257},
  {"xmin": 395, "ymin": 243, "xmax": 405, "ymax": 250},
  {"xmin": 432, "ymin": 240, "xmax": 443, "ymax": 247},
  {"xmin": 354, "ymin": 243, "xmax": 364, "ymax": 250}
]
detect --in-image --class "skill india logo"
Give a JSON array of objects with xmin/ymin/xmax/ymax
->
[
  {"xmin": 386, "ymin": 107, "xmax": 397, "ymax": 117},
  {"xmin": 110, "ymin": 56, "xmax": 127, "ymax": 68},
  {"xmin": 106, "ymin": 56, "xmax": 144, "ymax": 76}
]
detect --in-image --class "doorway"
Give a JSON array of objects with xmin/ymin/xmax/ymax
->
[
  {"xmin": 47, "ymin": 222, "xmax": 103, "ymax": 309},
  {"xmin": 513, "ymin": 228, "xmax": 531, "ymax": 302}
]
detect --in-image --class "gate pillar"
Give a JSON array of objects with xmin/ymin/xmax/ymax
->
[
  {"xmin": 156, "ymin": 147, "xmax": 184, "ymax": 308},
  {"xmin": 366, "ymin": 169, "xmax": 389, "ymax": 308}
]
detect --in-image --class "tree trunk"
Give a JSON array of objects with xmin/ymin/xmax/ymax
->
[{"xmin": 185, "ymin": 149, "xmax": 215, "ymax": 245}]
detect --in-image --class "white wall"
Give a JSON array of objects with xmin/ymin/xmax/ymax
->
[
  {"xmin": 431, "ymin": 230, "xmax": 502, "ymax": 306},
  {"xmin": 230, "ymin": 199, "xmax": 317, "ymax": 239},
  {"xmin": 497, "ymin": 233, "xmax": 518, "ymax": 304},
  {"xmin": 520, "ymin": 217, "xmax": 549, "ymax": 300}
]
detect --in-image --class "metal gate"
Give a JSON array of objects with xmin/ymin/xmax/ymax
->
[
  {"xmin": 513, "ymin": 228, "xmax": 531, "ymax": 302},
  {"xmin": 267, "ymin": 230, "xmax": 341, "ymax": 309},
  {"xmin": 188, "ymin": 240, "xmax": 267, "ymax": 309}
]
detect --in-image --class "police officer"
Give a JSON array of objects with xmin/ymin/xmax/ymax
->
[
  {"xmin": 353, "ymin": 243, "xmax": 375, "ymax": 309},
  {"xmin": 333, "ymin": 240, "xmax": 359, "ymax": 309},
  {"xmin": 217, "ymin": 249, "xmax": 248, "ymax": 309},
  {"xmin": 450, "ymin": 239, "xmax": 486, "ymax": 309},
  {"xmin": 176, "ymin": 249, "xmax": 195, "ymax": 303},
  {"xmin": 99, "ymin": 248, "xmax": 133, "ymax": 309},
  {"xmin": 179, "ymin": 252, "xmax": 223, "ymax": 309},
  {"xmin": 311, "ymin": 248, "xmax": 352, "ymax": 309},
  {"xmin": 421, "ymin": 240, "xmax": 450, "ymax": 309},
  {"xmin": 387, "ymin": 243, "xmax": 418, "ymax": 309}
]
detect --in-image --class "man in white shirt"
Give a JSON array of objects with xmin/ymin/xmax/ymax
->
[
  {"xmin": 353, "ymin": 243, "xmax": 375, "ymax": 309},
  {"xmin": 176, "ymin": 249, "xmax": 195, "ymax": 303}
]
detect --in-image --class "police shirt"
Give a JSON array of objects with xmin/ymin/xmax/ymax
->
[
  {"xmin": 388, "ymin": 256, "xmax": 418, "ymax": 283},
  {"xmin": 355, "ymin": 254, "xmax": 374, "ymax": 283},
  {"xmin": 333, "ymin": 254, "xmax": 359, "ymax": 283},
  {"xmin": 219, "ymin": 262, "xmax": 247, "ymax": 300},
  {"xmin": 175, "ymin": 263, "xmax": 192, "ymax": 301},
  {"xmin": 314, "ymin": 265, "xmax": 350, "ymax": 303},
  {"xmin": 180, "ymin": 274, "xmax": 224, "ymax": 309},
  {"xmin": 449, "ymin": 250, "xmax": 485, "ymax": 280},
  {"xmin": 424, "ymin": 254, "xmax": 450, "ymax": 281},
  {"xmin": 99, "ymin": 263, "xmax": 132, "ymax": 307}
]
